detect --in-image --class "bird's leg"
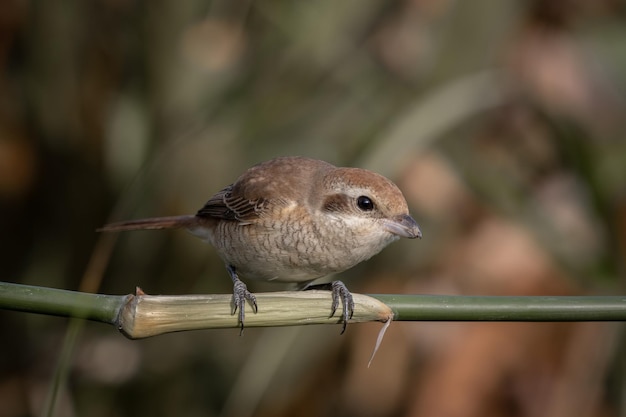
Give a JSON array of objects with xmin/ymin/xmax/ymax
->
[
  {"xmin": 303, "ymin": 280, "xmax": 354, "ymax": 334},
  {"xmin": 226, "ymin": 265, "xmax": 257, "ymax": 334}
]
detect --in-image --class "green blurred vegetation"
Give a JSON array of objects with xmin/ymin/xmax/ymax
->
[{"xmin": 1, "ymin": 1, "xmax": 626, "ymax": 416}]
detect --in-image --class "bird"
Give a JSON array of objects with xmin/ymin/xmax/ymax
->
[{"xmin": 99, "ymin": 156, "xmax": 421, "ymax": 333}]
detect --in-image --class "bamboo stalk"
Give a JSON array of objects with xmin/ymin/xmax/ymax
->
[
  {"xmin": 371, "ymin": 294, "xmax": 626, "ymax": 321},
  {"xmin": 0, "ymin": 281, "xmax": 127, "ymax": 324},
  {"xmin": 118, "ymin": 290, "xmax": 392, "ymax": 338},
  {"xmin": 1, "ymin": 282, "xmax": 625, "ymax": 340}
]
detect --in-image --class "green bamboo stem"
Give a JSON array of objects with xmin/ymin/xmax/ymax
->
[
  {"xmin": 1, "ymin": 282, "xmax": 625, "ymax": 339},
  {"xmin": 0, "ymin": 282, "xmax": 128, "ymax": 324},
  {"xmin": 371, "ymin": 294, "xmax": 626, "ymax": 321}
]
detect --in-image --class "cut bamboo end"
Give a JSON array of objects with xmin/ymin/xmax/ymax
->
[{"xmin": 117, "ymin": 289, "xmax": 394, "ymax": 339}]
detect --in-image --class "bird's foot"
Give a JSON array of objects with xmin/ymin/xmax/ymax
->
[
  {"xmin": 330, "ymin": 281, "xmax": 354, "ymax": 334},
  {"xmin": 304, "ymin": 280, "xmax": 354, "ymax": 334},
  {"xmin": 227, "ymin": 266, "xmax": 257, "ymax": 335}
]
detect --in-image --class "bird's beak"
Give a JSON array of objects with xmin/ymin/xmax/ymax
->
[{"xmin": 383, "ymin": 214, "xmax": 422, "ymax": 239}]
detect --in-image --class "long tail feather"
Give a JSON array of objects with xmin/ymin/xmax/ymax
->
[{"xmin": 97, "ymin": 215, "xmax": 197, "ymax": 232}]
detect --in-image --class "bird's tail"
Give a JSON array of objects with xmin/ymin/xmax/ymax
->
[{"xmin": 97, "ymin": 215, "xmax": 198, "ymax": 232}]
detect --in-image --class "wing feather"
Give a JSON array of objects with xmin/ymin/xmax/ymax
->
[{"xmin": 196, "ymin": 185, "xmax": 268, "ymax": 222}]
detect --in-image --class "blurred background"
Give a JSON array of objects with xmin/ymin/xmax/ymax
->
[{"xmin": 1, "ymin": 0, "xmax": 626, "ymax": 416}]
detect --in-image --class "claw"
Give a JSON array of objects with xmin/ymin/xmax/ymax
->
[
  {"xmin": 330, "ymin": 281, "xmax": 354, "ymax": 334},
  {"xmin": 227, "ymin": 265, "xmax": 257, "ymax": 334},
  {"xmin": 305, "ymin": 281, "xmax": 354, "ymax": 334}
]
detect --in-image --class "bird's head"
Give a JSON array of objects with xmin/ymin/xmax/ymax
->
[{"xmin": 314, "ymin": 166, "xmax": 422, "ymax": 248}]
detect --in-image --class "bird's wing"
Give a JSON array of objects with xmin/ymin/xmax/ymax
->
[{"xmin": 196, "ymin": 184, "xmax": 269, "ymax": 222}]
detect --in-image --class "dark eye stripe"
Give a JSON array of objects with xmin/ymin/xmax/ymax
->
[{"xmin": 322, "ymin": 194, "xmax": 349, "ymax": 212}]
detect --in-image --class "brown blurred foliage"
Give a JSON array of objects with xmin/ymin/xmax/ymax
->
[{"xmin": 1, "ymin": 0, "xmax": 625, "ymax": 416}]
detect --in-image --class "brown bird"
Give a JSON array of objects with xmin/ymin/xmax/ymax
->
[{"xmin": 99, "ymin": 156, "xmax": 421, "ymax": 333}]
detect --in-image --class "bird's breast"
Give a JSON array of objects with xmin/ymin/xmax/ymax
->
[{"xmin": 205, "ymin": 208, "xmax": 395, "ymax": 283}]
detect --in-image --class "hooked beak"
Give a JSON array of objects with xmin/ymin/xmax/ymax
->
[{"xmin": 383, "ymin": 214, "xmax": 422, "ymax": 239}]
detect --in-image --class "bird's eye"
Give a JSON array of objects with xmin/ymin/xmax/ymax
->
[{"xmin": 356, "ymin": 195, "xmax": 375, "ymax": 211}]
